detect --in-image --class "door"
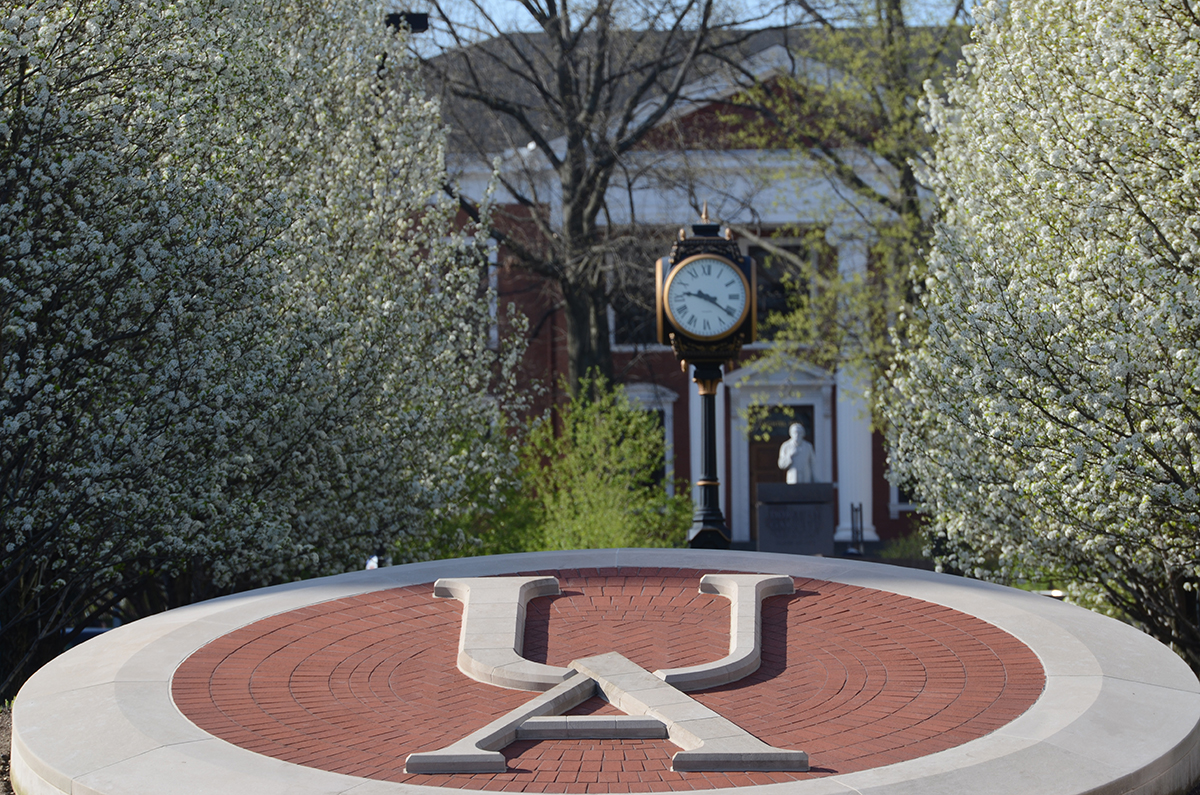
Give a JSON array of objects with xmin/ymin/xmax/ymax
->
[{"xmin": 747, "ymin": 405, "xmax": 815, "ymax": 543}]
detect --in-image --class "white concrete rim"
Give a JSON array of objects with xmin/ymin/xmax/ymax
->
[{"xmin": 11, "ymin": 549, "xmax": 1200, "ymax": 795}]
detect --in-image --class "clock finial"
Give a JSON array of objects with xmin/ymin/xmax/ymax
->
[{"xmin": 692, "ymin": 202, "xmax": 720, "ymax": 237}]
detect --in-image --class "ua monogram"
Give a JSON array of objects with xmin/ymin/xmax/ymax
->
[{"xmin": 404, "ymin": 574, "xmax": 808, "ymax": 774}]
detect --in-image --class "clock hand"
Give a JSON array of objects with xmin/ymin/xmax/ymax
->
[{"xmin": 683, "ymin": 290, "xmax": 736, "ymax": 317}]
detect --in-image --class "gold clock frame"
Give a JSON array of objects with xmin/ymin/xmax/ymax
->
[{"xmin": 661, "ymin": 252, "xmax": 753, "ymax": 342}]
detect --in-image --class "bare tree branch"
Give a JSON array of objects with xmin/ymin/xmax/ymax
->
[{"xmin": 417, "ymin": 0, "xmax": 783, "ymax": 387}]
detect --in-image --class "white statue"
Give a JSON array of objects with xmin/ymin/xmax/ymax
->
[{"xmin": 777, "ymin": 423, "xmax": 816, "ymax": 484}]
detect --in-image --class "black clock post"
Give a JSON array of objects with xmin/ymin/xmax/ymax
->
[{"xmin": 656, "ymin": 210, "xmax": 756, "ymax": 549}]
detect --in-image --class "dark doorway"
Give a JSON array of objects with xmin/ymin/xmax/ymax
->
[{"xmin": 747, "ymin": 405, "xmax": 815, "ymax": 543}]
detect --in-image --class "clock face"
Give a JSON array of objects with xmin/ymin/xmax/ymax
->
[{"xmin": 663, "ymin": 254, "xmax": 750, "ymax": 340}]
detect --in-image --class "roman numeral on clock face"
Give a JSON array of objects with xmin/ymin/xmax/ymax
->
[{"xmin": 665, "ymin": 254, "xmax": 748, "ymax": 339}]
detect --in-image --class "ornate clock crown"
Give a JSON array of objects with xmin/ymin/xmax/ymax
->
[
  {"xmin": 656, "ymin": 203, "xmax": 756, "ymax": 364},
  {"xmin": 670, "ymin": 206, "xmax": 741, "ymax": 263}
]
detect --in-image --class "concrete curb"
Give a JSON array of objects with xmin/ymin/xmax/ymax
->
[{"xmin": 12, "ymin": 549, "xmax": 1200, "ymax": 795}]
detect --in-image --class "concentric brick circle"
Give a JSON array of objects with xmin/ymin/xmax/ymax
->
[{"xmin": 171, "ymin": 567, "xmax": 1044, "ymax": 792}]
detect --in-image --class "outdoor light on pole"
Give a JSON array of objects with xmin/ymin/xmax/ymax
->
[{"xmin": 656, "ymin": 206, "xmax": 756, "ymax": 549}]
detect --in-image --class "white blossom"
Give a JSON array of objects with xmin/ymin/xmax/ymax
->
[
  {"xmin": 1, "ymin": 0, "xmax": 520, "ymax": 695},
  {"xmin": 891, "ymin": 0, "xmax": 1200, "ymax": 669}
]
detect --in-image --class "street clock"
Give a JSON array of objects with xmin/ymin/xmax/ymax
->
[
  {"xmin": 656, "ymin": 220, "xmax": 756, "ymax": 356},
  {"xmin": 655, "ymin": 209, "xmax": 757, "ymax": 550}
]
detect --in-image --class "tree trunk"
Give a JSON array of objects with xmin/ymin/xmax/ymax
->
[{"xmin": 561, "ymin": 284, "xmax": 614, "ymax": 391}]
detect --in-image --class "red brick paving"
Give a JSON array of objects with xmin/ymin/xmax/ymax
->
[{"xmin": 172, "ymin": 568, "xmax": 1044, "ymax": 791}]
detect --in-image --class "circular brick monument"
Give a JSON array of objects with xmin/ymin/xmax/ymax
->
[{"xmin": 11, "ymin": 550, "xmax": 1200, "ymax": 795}]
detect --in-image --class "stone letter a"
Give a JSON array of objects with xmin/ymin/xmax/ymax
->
[{"xmin": 404, "ymin": 574, "xmax": 808, "ymax": 774}]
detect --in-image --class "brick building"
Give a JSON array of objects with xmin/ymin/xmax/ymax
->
[{"xmin": 442, "ymin": 38, "xmax": 917, "ymax": 550}]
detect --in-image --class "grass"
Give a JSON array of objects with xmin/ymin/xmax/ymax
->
[{"xmin": 878, "ymin": 531, "xmax": 930, "ymax": 561}]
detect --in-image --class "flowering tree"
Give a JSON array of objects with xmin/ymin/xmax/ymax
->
[
  {"xmin": 889, "ymin": 0, "xmax": 1200, "ymax": 669},
  {"xmin": 729, "ymin": 2, "xmax": 967, "ymax": 389},
  {"xmin": 1, "ymin": 0, "xmax": 518, "ymax": 697}
]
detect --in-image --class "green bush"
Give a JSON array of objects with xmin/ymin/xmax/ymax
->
[{"xmin": 472, "ymin": 376, "xmax": 691, "ymax": 552}]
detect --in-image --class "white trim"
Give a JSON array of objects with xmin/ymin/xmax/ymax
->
[
  {"xmin": 830, "ymin": 238, "xmax": 878, "ymax": 543},
  {"xmin": 449, "ymin": 146, "xmax": 907, "ymax": 231},
  {"xmin": 606, "ymin": 297, "xmax": 673, "ymax": 353}
]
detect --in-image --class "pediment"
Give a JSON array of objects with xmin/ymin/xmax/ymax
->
[{"xmin": 726, "ymin": 355, "xmax": 832, "ymax": 389}]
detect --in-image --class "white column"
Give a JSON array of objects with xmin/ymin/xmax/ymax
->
[
  {"xmin": 835, "ymin": 370, "xmax": 877, "ymax": 542},
  {"xmin": 728, "ymin": 389, "xmax": 752, "ymax": 545},
  {"xmin": 831, "ymin": 235, "xmax": 877, "ymax": 543}
]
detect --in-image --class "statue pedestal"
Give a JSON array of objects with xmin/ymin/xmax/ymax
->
[{"xmin": 755, "ymin": 483, "xmax": 835, "ymax": 556}]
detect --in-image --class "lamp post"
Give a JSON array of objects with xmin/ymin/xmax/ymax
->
[{"xmin": 656, "ymin": 208, "xmax": 756, "ymax": 549}]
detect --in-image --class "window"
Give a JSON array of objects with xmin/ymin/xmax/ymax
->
[
  {"xmin": 611, "ymin": 287, "xmax": 659, "ymax": 346},
  {"xmin": 487, "ymin": 259, "xmax": 499, "ymax": 349},
  {"xmin": 449, "ymin": 235, "xmax": 500, "ymax": 348},
  {"xmin": 747, "ymin": 240, "xmax": 820, "ymax": 342},
  {"xmin": 607, "ymin": 230, "xmax": 678, "ymax": 350},
  {"xmin": 889, "ymin": 482, "xmax": 918, "ymax": 520},
  {"xmin": 623, "ymin": 384, "xmax": 679, "ymax": 495}
]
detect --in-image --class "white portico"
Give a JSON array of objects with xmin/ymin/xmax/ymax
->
[{"xmin": 724, "ymin": 358, "xmax": 877, "ymax": 546}]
